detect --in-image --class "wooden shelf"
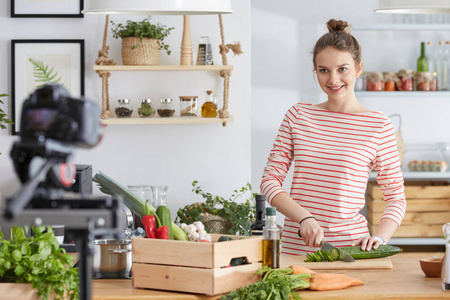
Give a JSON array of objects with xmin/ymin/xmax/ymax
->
[
  {"xmin": 101, "ymin": 116, "xmax": 234, "ymax": 125},
  {"xmin": 93, "ymin": 65, "xmax": 233, "ymax": 72},
  {"xmin": 355, "ymin": 91, "xmax": 450, "ymax": 98},
  {"xmin": 352, "ymin": 24, "xmax": 450, "ymax": 31},
  {"xmin": 369, "ymin": 171, "xmax": 450, "ymax": 181}
]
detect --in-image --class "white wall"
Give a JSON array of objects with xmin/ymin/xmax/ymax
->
[
  {"xmin": 251, "ymin": 0, "xmax": 450, "ymax": 193},
  {"xmin": 0, "ymin": 1, "xmax": 251, "ymax": 218}
]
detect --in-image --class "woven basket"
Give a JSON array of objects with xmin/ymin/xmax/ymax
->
[
  {"xmin": 201, "ymin": 213, "xmax": 232, "ymax": 234},
  {"xmin": 121, "ymin": 37, "xmax": 160, "ymax": 66}
]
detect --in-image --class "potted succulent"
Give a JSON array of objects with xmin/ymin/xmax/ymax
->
[{"xmin": 111, "ymin": 17, "xmax": 174, "ymax": 66}]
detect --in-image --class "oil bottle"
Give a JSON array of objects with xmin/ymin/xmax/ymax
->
[
  {"xmin": 262, "ymin": 207, "xmax": 280, "ymax": 269},
  {"xmin": 201, "ymin": 90, "xmax": 217, "ymax": 118}
]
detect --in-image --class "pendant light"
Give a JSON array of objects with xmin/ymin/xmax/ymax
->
[{"xmin": 375, "ymin": 0, "xmax": 450, "ymax": 14}]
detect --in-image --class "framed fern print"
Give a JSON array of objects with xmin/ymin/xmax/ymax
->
[{"xmin": 11, "ymin": 39, "xmax": 84, "ymax": 135}]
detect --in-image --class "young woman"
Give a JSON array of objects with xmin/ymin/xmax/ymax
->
[{"xmin": 260, "ymin": 19, "xmax": 406, "ymax": 255}]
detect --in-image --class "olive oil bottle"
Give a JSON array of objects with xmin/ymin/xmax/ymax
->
[
  {"xmin": 201, "ymin": 90, "xmax": 217, "ymax": 118},
  {"xmin": 262, "ymin": 207, "xmax": 281, "ymax": 269}
]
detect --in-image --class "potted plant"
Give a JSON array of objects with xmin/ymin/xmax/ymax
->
[
  {"xmin": 0, "ymin": 94, "xmax": 13, "ymax": 134},
  {"xmin": 111, "ymin": 17, "xmax": 174, "ymax": 66},
  {"xmin": 175, "ymin": 181, "xmax": 256, "ymax": 235}
]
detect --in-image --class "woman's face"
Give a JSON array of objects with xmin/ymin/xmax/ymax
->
[{"xmin": 315, "ymin": 47, "xmax": 363, "ymax": 102}]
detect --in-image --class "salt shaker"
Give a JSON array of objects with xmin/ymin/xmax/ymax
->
[{"xmin": 443, "ymin": 222, "xmax": 450, "ymax": 290}]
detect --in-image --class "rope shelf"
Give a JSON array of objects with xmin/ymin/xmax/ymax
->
[{"xmin": 95, "ymin": 14, "xmax": 242, "ymax": 127}]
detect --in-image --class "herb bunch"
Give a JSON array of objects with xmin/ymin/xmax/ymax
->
[
  {"xmin": 111, "ymin": 17, "xmax": 174, "ymax": 54},
  {"xmin": 175, "ymin": 181, "xmax": 256, "ymax": 235},
  {"xmin": 221, "ymin": 266, "xmax": 311, "ymax": 300},
  {"xmin": 0, "ymin": 94, "xmax": 13, "ymax": 131},
  {"xmin": 0, "ymin": 226, "xmax": 79, "ymax": 300}
]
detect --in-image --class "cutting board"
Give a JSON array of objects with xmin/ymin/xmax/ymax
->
[{"xmin": 280, "ymin": 254, "xmax": 393, "ymax": 270}]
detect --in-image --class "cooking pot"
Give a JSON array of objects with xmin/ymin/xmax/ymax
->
[{"xmin": 93, "ymin": 239, "xmax": 132, "ymax": 279}]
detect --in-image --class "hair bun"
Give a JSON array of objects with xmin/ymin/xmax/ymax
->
[{"xmin": 326, "ymin": 19, "xmax": 351, "ymax": 34}]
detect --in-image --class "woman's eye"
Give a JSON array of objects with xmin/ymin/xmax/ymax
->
[
  {"xmin": 319, "ymin": 69, "xmax": 328, "ymax": 73},
  {"xmin": 340, "ymin": 67, "xmax": 348, "ymax": 72}
]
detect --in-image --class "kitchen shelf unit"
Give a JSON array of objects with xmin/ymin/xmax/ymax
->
[
  {"xmin": 352, "ymin": 23, "xmax": 450, "ymax": 31},
  {"xmin": 355, "ymin": 91, "xmax": 450, "ymax": 97},
  {"xmin": 93, "ymin": 65, "xmax": 233, "ymax": 72},
  {"xmin": 102, "ymin": 116, "xmax": 234, "ymax": 125},
  {"xmin": 369, "ymin": 171, "xmax": 450, "ymax": 181}
]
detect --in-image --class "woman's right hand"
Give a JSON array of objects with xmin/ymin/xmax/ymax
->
[{"xmin": 299, "ymin": 218, "xmax": 324, "ymax": 248}]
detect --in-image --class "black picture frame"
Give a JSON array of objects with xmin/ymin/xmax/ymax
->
[
  {"xmin": 11, "ymin": 0, "xmax": 84, "ymax": 18},
  {"xmin": 11, "ymin": 39, "xmax": 85, "ymax": 135}
]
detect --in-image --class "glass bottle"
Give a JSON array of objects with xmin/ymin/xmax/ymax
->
[
  {"xmin": 443, "ymin": 222, "xmax": 450, "ymax": 291},
  {"xmin": 196, "ymin": 36, "xmax": 213, "ymax": 65},
  {"xmin": 417, "ymin": 42, "xmax": 428, "ymax": 72},
  {"xmin": 262, "ymin": 207, "xmax": 281, "ymax": 269},
  {"xmin": 138, "ymin": 99, "xmax": 155, "ymax": 117},
  {"xmin": 201, "ymin": 90, "xmax": 218, "ymax": 118},
  {"xmin": 437, "ymin": 41, "xmax": 448, "ymax": 90},
  {"xmin": 151, "ymin": 185, "xmax": 168, "ymax": 208},
  {"xmin": 250, "ymin": 194, "xmax": 266, "ymax": 236},
  {"xmin": 115, "ymin": 99, "xmax": 133, "ymax": 118},
  {"xmin": 157, "ymin": 98, "xmax": 175, "ymax": 117}
]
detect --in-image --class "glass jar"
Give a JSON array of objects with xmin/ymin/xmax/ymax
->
[
  {"xmin": 383, "ymin": 72, "xmax": 400, "ymax": 91},
  {"xmin": 397, "ymin": 69, "xmax": 414, "ymax": 91},
  {"xmin": 157, "ymin": 98, "xmax": 175, "ymax": 117},
  {"xmin": 179, "ymin": 96, "xmax": 198, "ymax": 117},
  {"xmin": 414, "ymin": 72, "xmax": 432, "ymax": 91},
  {"xmin": 431, "ymin": 71, "xmax": 439, "ymax": 91},
  {"xmin": 366, "ymin": 72, "xmax": 384, "ymax": 91},
  {"xmin": 115, "ymin": 99, "xmax": 133, "ymax": 118},
  {"xmin": 138, "ymin": 99, "xmax": 155, "ymax": 117},
  {"xmin": 354, "ymin": 72, "xmax": 366, "ymax": 91}
]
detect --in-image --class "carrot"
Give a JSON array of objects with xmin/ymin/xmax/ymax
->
[
  {"xmin": 308, "ymin": 273, "xmax": 364, "ymax": 291},
  {"xmin": 290, "ymin": 265, "xmax": 316, "ymax": 274}
]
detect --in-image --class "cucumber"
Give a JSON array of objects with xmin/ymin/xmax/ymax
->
[
  {"xmin": 155, "ymin": 205, "xmax": 174, "ymax": 240},
  {"xmin": 340, "ymin": 245, "xmax": 402, "ymax": 259}
]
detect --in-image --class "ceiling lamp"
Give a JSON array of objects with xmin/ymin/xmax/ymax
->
[
  {"xmin": 375, "ymin": 0, "xmax": 450, "ymax": 14},
  {"xmin": 82, "ymin": 0, "xmax": 233, "ymax": 15}
]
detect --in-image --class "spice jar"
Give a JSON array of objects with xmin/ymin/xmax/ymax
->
[
  {"xmin": 383, "ymin": 72, "xmax": 401, "ymax": 91},
  {"xmin": 366, "ymin": 72, "xmax": 384, "ymax": 91},
  {"xmin": 138, "ymin": 99, "xmax": 155, "ymax": 117},
  {"xmin": 179, "ymin": 96, "xmax": 198, "ymax": 117},
  {"xmin": 414, "ymin": 72, "xmax": 433, "ymax": 91},
  {"xmin": 397, "ymin": 69, "xmax": 414, "ymax": 91},
  {"xmin": 115, "ymin": 99, "xmax": 133, "ymax": 118},
  {"xmin": 157, "ymin": 98, "xmax": 175, "ymax": 117},
  {"xmin": 354, "ymin": 72, "xmax": 366, "ymax": 91}
]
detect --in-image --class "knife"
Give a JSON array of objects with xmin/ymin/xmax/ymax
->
[{"xmin": 320, "ymin": 240, "xmax": 355, "ymax": 262}]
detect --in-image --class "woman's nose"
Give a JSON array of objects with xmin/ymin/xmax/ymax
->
[{"xmin": 328, "ymin": 72, "xmax": 339, "ymax": 84}]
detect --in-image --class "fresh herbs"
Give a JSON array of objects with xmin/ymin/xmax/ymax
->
[
  {"xmin": 175, "ymin": 181, "xmax": 256, "ymax": 235},
  {"xmin": 111, "ymin": 17, "xmax": 174, "ymax": 54},
  {"xmin": 0, "ymin": 93, "xmax": 13, "ymax": 132},
  {"xmin": 221, "ymin": 266, "xmax": 310, "ymax": 300},
  {"xmin": 0, "ymin": 226, "xmax": 79, "ymax": 300}
]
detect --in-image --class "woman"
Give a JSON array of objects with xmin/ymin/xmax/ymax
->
[{"xmin": 260, "ymin": 19, "xmax": 406, "ymax": 255}]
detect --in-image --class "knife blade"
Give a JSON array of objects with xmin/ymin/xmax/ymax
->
[{"xmin": 320, "ymin": 240, "xmax": 355, "ymax": 262}]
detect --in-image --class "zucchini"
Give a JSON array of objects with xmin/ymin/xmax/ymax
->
[
  {"xmin": 155, "ymin": 205, "xmax": 174, "ymax": 240},
  {"xmin": 340, "ymin": 245, "xmax": 402, "ymax": 259}
]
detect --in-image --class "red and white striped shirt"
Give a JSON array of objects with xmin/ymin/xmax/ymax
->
[{"xmin": 260, "ymin": 103, "xmax": 406, "ymax": 255}]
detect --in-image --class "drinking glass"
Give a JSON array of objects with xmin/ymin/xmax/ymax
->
[{"xmin": 151, "ymin": 185, "xmax": 168, "ymax": 207}]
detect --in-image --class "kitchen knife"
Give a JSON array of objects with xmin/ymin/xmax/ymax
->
[{"xmin": 320, "ymin": 240, "xmax": 355, "ymax": 262}]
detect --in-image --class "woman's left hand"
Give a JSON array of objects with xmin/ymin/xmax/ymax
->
[{"xmin": 351, "ymin": 235, "xmax": 381, "ymax": 251}]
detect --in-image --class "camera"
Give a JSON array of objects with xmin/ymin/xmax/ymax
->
[{"xmin": 20, "ymin": 84, "xmax": 101, "ymax": 148}]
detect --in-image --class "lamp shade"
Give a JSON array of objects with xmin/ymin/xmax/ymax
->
[
  {"xmin": 82, "ymin": 0, "xmax": 233, "ymax": 15},
  {"xmin": 375, "ymin": 0, "xmax": 450, "ymax": 14}
]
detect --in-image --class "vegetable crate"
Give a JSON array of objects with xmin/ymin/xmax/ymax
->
[
  {"xmin": 366, "ymin": 181, "xmax": 450, "ymax": 237},
  {"xmin": 131, "ymin": 234, "xmax": 262, "ymax": 295}
]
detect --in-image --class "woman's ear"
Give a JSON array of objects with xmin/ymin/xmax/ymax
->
[{"xmin": 356, "ymin": 61, "xmax": 364, "ymax": 78}]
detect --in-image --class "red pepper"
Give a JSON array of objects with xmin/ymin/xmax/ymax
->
[
  {"xmin": 142, "ymin": 200, "xmax": 156, "ymax": 238},
  {"xmin": 156, "ymin": 225, "xmax": 170, "ymax": 239}
]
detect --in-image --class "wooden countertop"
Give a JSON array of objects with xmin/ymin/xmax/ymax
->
[{"xmin": 90, "ymin": 252, "xmax": 449, "ymax": 300}]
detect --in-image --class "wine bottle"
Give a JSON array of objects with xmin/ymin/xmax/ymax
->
[
  {"xmin": 437, "ymin": 41, "xmax": 448, "ymax": 90},
  {"xmin": 250, "ymin": 194, "xmax": 266, "ymax": 236},
  {"xmin": 417, "ymin": 41, "xmax": 428, "ymax": 72}
]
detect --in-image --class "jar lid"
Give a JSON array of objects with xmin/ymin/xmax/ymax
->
[
  {"xmin": 118, "ymin": 99, "xmax": 130, "ymax": 104},
  {"xmin": 140, "ymin": 99, "xmax": 152, "ymax": 103},
  {"xmin": 161, "ymin": 98, "xmax": 172, "ymax": 103},
  {"xmin": 179, "ymin": 96, "xmax": 198, "ymax": 100}
]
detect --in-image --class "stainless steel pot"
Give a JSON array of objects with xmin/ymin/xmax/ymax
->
[{"xmin": 93, "ymin": 239, "xmax": 132, "ymax": 279}]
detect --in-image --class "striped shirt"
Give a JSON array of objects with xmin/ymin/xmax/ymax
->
[{"xmin": 260, "ymin": 103, "xmax": 406, "ymax": 255}]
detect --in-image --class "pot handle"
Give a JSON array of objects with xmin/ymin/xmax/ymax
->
[{"xmin": 107, "ymin": 248, "xmax": 131, "ymax": 254}]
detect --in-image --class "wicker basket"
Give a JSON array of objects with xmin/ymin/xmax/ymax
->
[
  {"xmin": 121, "ymin": 37, "xmax": 160, "ymax": 66},
  {"xmin": 200, "ymin": 213, "xmax": 232, "ymax": 234}
]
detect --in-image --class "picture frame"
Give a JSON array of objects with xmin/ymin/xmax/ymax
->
[
  {"xmin": 11, "ymin": 0, "xmax": 84, "ymax": 18},
  {"xmin": 11, "ymin": 39, "xmax": 85, "ymax": 135}
]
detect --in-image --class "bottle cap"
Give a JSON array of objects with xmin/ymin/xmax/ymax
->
[
  {"xmin": 118, "ymin": 99, "xmax": 130, "ymax": 104},
  {"xmin": 255, "ymin": 194, "xmax": 266, "ymax": 201},
  {"xmin": 140, "ymin": 99, "xmax": 152, "ymax": 103},
  {"xmin": 206, "ymin": 90, "xmax": 213, "ymax": 95},
  {"xmin": 266, "ymin": 207, "xmax": 276, "ymax": 216}
]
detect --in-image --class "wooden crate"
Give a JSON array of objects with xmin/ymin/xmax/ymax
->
[
  {"xmin": 131, "ymin": 234, "xmax": 262, "ymax": 296},
  {"xmin": 366, "ymin": 181, "xmax": 450, "ymax": 238}
]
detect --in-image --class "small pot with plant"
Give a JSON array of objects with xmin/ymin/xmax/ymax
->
[
  {"xmin": 175, "ymin": 181, "xmax": 256, "ymax": 235},
  {"xmin": 111, "ymin": 17, "xmax": 174, "ymax": 66}
]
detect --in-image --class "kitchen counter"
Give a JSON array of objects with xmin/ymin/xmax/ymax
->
[
  {"xmin": 90, "ymin": 252, "xmax": 449, "ymax": 300},
  {"xmin": 1, "ymin": 252, "xmax": 447, "ymax": 300}
]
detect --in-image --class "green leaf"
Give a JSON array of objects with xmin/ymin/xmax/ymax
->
[{"xmin": 28, "ymin": 58, "xmax": 63, "ymax": 87}]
